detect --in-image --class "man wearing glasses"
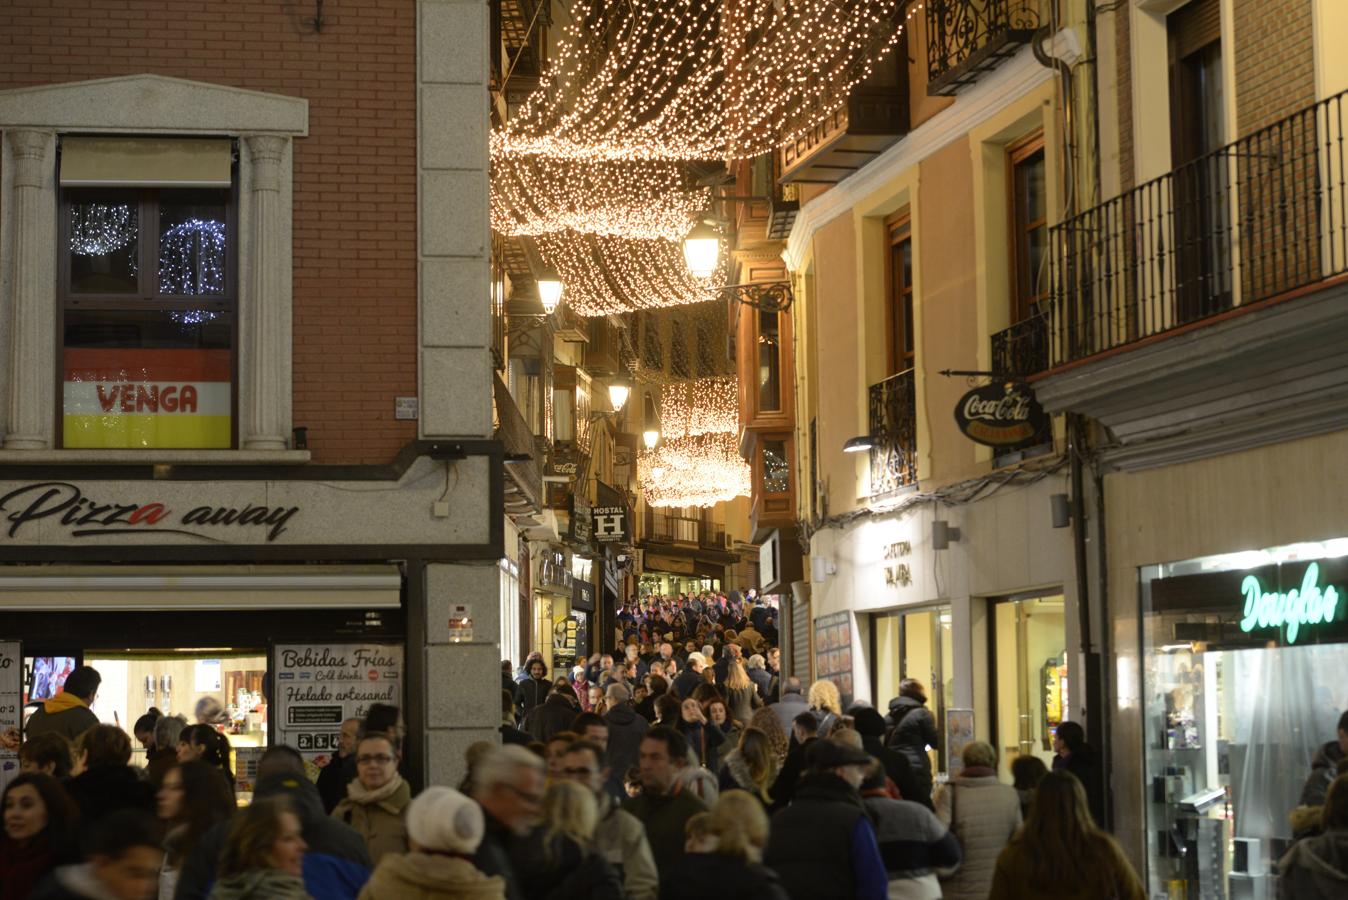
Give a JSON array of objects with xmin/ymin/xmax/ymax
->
[
  {"xmin": 470, "ymin": 744, "xmax": 545, "ymax": 900},
  {"xmin": 558, "ymin": 738, "xmax": 659, "ymax": 900}
]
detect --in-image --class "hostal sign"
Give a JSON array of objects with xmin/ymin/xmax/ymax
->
[{"xmin": 954, "ymin": 382, "xmax": 1048, "ymax": 448}]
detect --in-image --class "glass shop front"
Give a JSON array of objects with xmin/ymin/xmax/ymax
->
[{"xmin": 1140, "ymin": 541, "xmax": 1348, "ymax": 900}]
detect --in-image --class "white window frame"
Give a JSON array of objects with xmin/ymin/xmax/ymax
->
[{"xmin": 0, "ymin": 74, "xmax": 308, "ymax": 461}]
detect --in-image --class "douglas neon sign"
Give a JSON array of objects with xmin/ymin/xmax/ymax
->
[{"xmin": 1240, "ymin": 562, "xmax": 1341, "ymax": 643}]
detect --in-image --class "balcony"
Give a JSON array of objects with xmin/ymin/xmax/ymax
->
[
  {"xmin": 926, "ymin": 0, "xmax": 1041, "ymax": 97},
  {"xmin": 869, "ymin": 369, "xmax": 917, "ymax": 497},
  {"xmin": 641, "ymin": 510, "xmax": 731, "ymax": 551},
  {"xmin": 1034, "ymin": 91, "xmax": 1348, "ymax": 470},
  {"xmin": 991, "ymin": 313, "xmax": 1049, "ymax": 377},
  {"xmin": 779, "ymin": 54, "xmax": 909, "ymax": 185},
  {"xmin": 1048, "ymin": 89, "xmax": 1348, "ymax": 368}
]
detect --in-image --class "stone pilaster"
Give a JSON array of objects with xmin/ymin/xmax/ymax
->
[
  {"xmin": 240, "ymin": 134, "xmax": 288, "ymax": 450},
  {"xmin": 3, "ymin": 130, "xmax": 56, "ymax": 450}
]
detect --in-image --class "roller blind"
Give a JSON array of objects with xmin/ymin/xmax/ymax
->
[
  {"xmin": 60, "ymin": 137, "xmax": 233, "ymax": 188},
  {"xmin": 0, "ymin": 565, "xmax": 400, "ymax": 610},
  {"xmin": 1169, "ymin": 0, "xmax": 1221, "ymax": 60}
]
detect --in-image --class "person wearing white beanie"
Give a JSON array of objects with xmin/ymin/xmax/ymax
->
[{"xmin": 356, "ymin": 786, "xmax": 506, "ymax": 899}]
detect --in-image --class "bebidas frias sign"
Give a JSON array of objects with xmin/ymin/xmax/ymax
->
[
  {"xmin": 953, "ymin": 382, "xmax": 1048, "ymax": 448},
  {"xmin": 0, "ymin": 481, "xmax": 299, "ymax": 542}
]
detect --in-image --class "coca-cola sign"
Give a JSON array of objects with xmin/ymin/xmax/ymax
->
[{"xmin": 953, "ymin": 382, "xmax": 1048, "ymax": 448}]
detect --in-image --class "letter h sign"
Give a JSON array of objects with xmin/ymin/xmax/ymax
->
[{"xmin": 593, "ymin": 507, "xmax": 625, "ymax": 541}]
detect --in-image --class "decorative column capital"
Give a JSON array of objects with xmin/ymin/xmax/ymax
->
[
  {"xmin": 244, "ymin": 134, "xmax": 286, "ymax": 192},
  {"xmin": 5, "ymin": 130, "xmax": 53, "ymax": 189}
]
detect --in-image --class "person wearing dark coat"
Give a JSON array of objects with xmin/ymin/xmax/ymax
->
[
  {"xmin": 850, "ymin": 706, "xmax": 930, "ymax": 809},
  {"xmin": 63, "ymin": 725, "xmax": 157, "ymax": 837},
  {"xmin": 316, "ymin": 717, "xmax": 361, "ymax": 815},
  {"xmin": 603, "ymin": 685, "xmax": 649, "ymax": 785},
  {"xmin": 1052, "ymin": 720, "xmax": 1105, "ymax": 826},
  {"xmin": 32, "ymin": 810, "xmax": 164, "ymax": 900},
  {"xmin": 174, "ymin": 748, "xmax": 371, "ymax": 900},
  {"xmin": 885, "ymin": 680, "xmax": 939, "ymax": 801},
  {"xmin": 670, "ymin": 653, "xmax": 707, "ymax": 700},
  {"xmin": 1300, "ymin": 711, "xmax": 1348, "ymax": 808},
  {"xmin": 763, "ymin": 740, "xmax": 888, "ymax": 900},
  {"xmin": 746, "ymin": 656, "xmax": 773, "ymax": 702},
  {"xmin": 524, "ymin": 682, "xmax": 579, "ymax": 743},
  {"xmin": 662, "ymin": 846, "xmax": 789, "ymax": 900},
  {"xmin": 769, "ymin": 714, "xmax": 820, "ymax": 810},
  {"xmin": 514, "ymin": 660, "xmax": 550, "ymax": 720}
]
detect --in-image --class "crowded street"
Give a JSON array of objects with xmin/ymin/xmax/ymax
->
[{"xmin": 2, "ymin": 0, "xmax": 1348, "ymax": 898}]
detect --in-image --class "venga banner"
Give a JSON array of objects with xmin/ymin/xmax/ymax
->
[{"xmin": 63, "ymin": 348, "xmax": 231, "ymax": 449}]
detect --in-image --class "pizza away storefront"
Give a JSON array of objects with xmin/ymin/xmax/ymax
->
[{"xmin": 0, "ymin": 445, "xmax": 505, "ymax": 792}]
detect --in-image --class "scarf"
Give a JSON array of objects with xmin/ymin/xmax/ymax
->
[
  {"xmin": 42, "ymin": 692, "xmax": 87, "ymax": 715},
  {"xmin": 346, "ymin": 773, "xmax": 406, "ymax": 807},
  {"xmin": 207, "ymin": 868, "xmax": 311, "ymax": 900}
]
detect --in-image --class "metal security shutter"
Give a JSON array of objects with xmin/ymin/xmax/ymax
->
[{"xmin": 789, "ymin": 581, "xmax": 811, "ymax": 683}]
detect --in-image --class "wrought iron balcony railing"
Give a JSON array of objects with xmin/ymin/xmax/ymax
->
[
  {"xmin": 926, "ymin": 0, "xmax": 1041, "ymax": 96},
  {"xmin": 869, "ymin": 368, "xmax": 917, "ymax": 497},
  {"xmin": 1049, "ymin": 89, "xmax": 1348, "ymax": 367},
  {"xmin": 991, "ymin": 312, "xmax": 1049, "ymax": 377}
]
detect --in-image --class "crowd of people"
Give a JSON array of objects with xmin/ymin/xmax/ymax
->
[{"xmin": 1, "ymin": 596, "xmax": 1346, "ymax": 899}]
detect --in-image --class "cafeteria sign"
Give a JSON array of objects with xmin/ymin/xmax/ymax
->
[{"xmin": 953, "ymin": 382, "xmax": 1048, "ymax": 448}]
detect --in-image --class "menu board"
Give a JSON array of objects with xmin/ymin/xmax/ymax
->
[
  {"xmin": 272, "ymin": 643, "xmax": 403, "ymax": 774},
  {"xmin": 0, "ymin": 642, "xmax": 21, "ymax": 791},
  {"xmin": 813, "ymin": 611, "xmax": 854, "ymax": 708}
]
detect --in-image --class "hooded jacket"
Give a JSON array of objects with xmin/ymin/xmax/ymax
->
[
  {"xmin": 357, "ymin": 852, "xmax": 506, "ymax": 900},
  {"xmin": 332, "ymin": 776, "xmax": 412, "ymax": 864},
  {"xmin": 1300, "ymin": 741, "xmax": 1347, "ymax": 808},
  {"xmin": 174, "ymin": 771, "xmax": 371, "ymax": 900},
  {"xmin": 718, "ymin": 748, "xmax": 775, "ymax": 805},
  {"xmin": 206, "ymin": 869, "xmax": 311, "ymax": 900},
  {"xmin": 1279, "ymin": 829, "xmax": 1348, "ymax": 900},
  {"xmin": 23, "ymin": 694, "xmax": 99, "ymax": 743},
  {"xmin": 885, "ymin": 697, "xmax": 938, "ymax": 787}
]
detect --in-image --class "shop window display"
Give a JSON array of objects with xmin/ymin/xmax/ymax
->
[{"xmin": 1140, "ymin": 542, "xmax": 1348, "ymax": 899}]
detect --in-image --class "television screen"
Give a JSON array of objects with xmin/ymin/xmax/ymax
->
[{"xmin": 27, "ymin": 657, "xmax": 77, "ymax": 702}]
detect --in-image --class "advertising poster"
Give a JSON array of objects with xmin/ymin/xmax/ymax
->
[
  {"xmin": 946, "ymin": 708, "xmax": 975, "ymax": 778},
  {"xmin": 272, "ymin": 643, "xmax": 403, "ymax": 777},
  {"xmin": 812, "ymin": 611, "xmax": 854, "ymax": 709},
  {"xmin": 0, "ymin": 643, "xmax": 21, "ymax": 791}
]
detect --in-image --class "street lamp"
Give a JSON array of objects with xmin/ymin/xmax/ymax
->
[
  {"xmin": 607, "ymin": 377, "xmax": 631, "ymax": 413},
  {"xmin": 682, "ymin": 222, "xmax": 721, "ymax": 279},
  {"xmin": 682, "ymin": 221, "xmax": 793, "ymax": 313},
  {"xmin": 643, "ymin": 428, "xmax": 660, "ymax": 450},
  {"xmin": 536, "ymin": 268, "xmax": 563, "ymax": 314}
]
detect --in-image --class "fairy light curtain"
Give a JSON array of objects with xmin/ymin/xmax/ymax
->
[
  {"xmin": 494, "ymin": 0, "xmax": 920, "ymax": 161},
  {"xmin": 639, "ymin": 378, "xmax": 750, "ymax": 507}
]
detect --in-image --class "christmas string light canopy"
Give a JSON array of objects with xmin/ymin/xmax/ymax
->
[
  {"xmin": 495, "ymin": 0, "xmax": 922, "ymax": 161},
  {"xmin": 536, "ymin": 230, "xmax": 724, "ymax": 316}
]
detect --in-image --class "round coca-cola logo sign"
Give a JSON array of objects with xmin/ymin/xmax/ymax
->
[{"xmin": 953, "ymin": 382, "xmax": 1048, "ymax": 448}]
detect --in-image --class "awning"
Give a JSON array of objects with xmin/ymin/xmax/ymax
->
[{"xmin": 0, "ymin": 565, "xmax": 401, "ymax": 611}]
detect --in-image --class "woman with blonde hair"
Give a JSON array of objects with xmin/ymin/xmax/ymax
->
[
  {"xmin": 988, "ymin": 771, "xmax": 1144, "ymax": 900},
  {"xmin": 718, "ymin": 728, "xmax": 780, "ymax": 806},
  {"xmin": 515, "ymin": 780, "xmax": 622, "ymax": 900},
  {"xmin": 658, "ymin": 789, "xmax": 788, "ymax": 898},
  {"xmin": 721, "ymin": 658, "xmax": 762, "ymax": 725},
  {"xmin": 807, "ymin": 680, "xmax": 842, "ymax": 736}
]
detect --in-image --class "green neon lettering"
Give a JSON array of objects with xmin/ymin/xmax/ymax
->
[{"xmin": 1240, "ymin": 562, "xmax": 1340, "ymax": 643}]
